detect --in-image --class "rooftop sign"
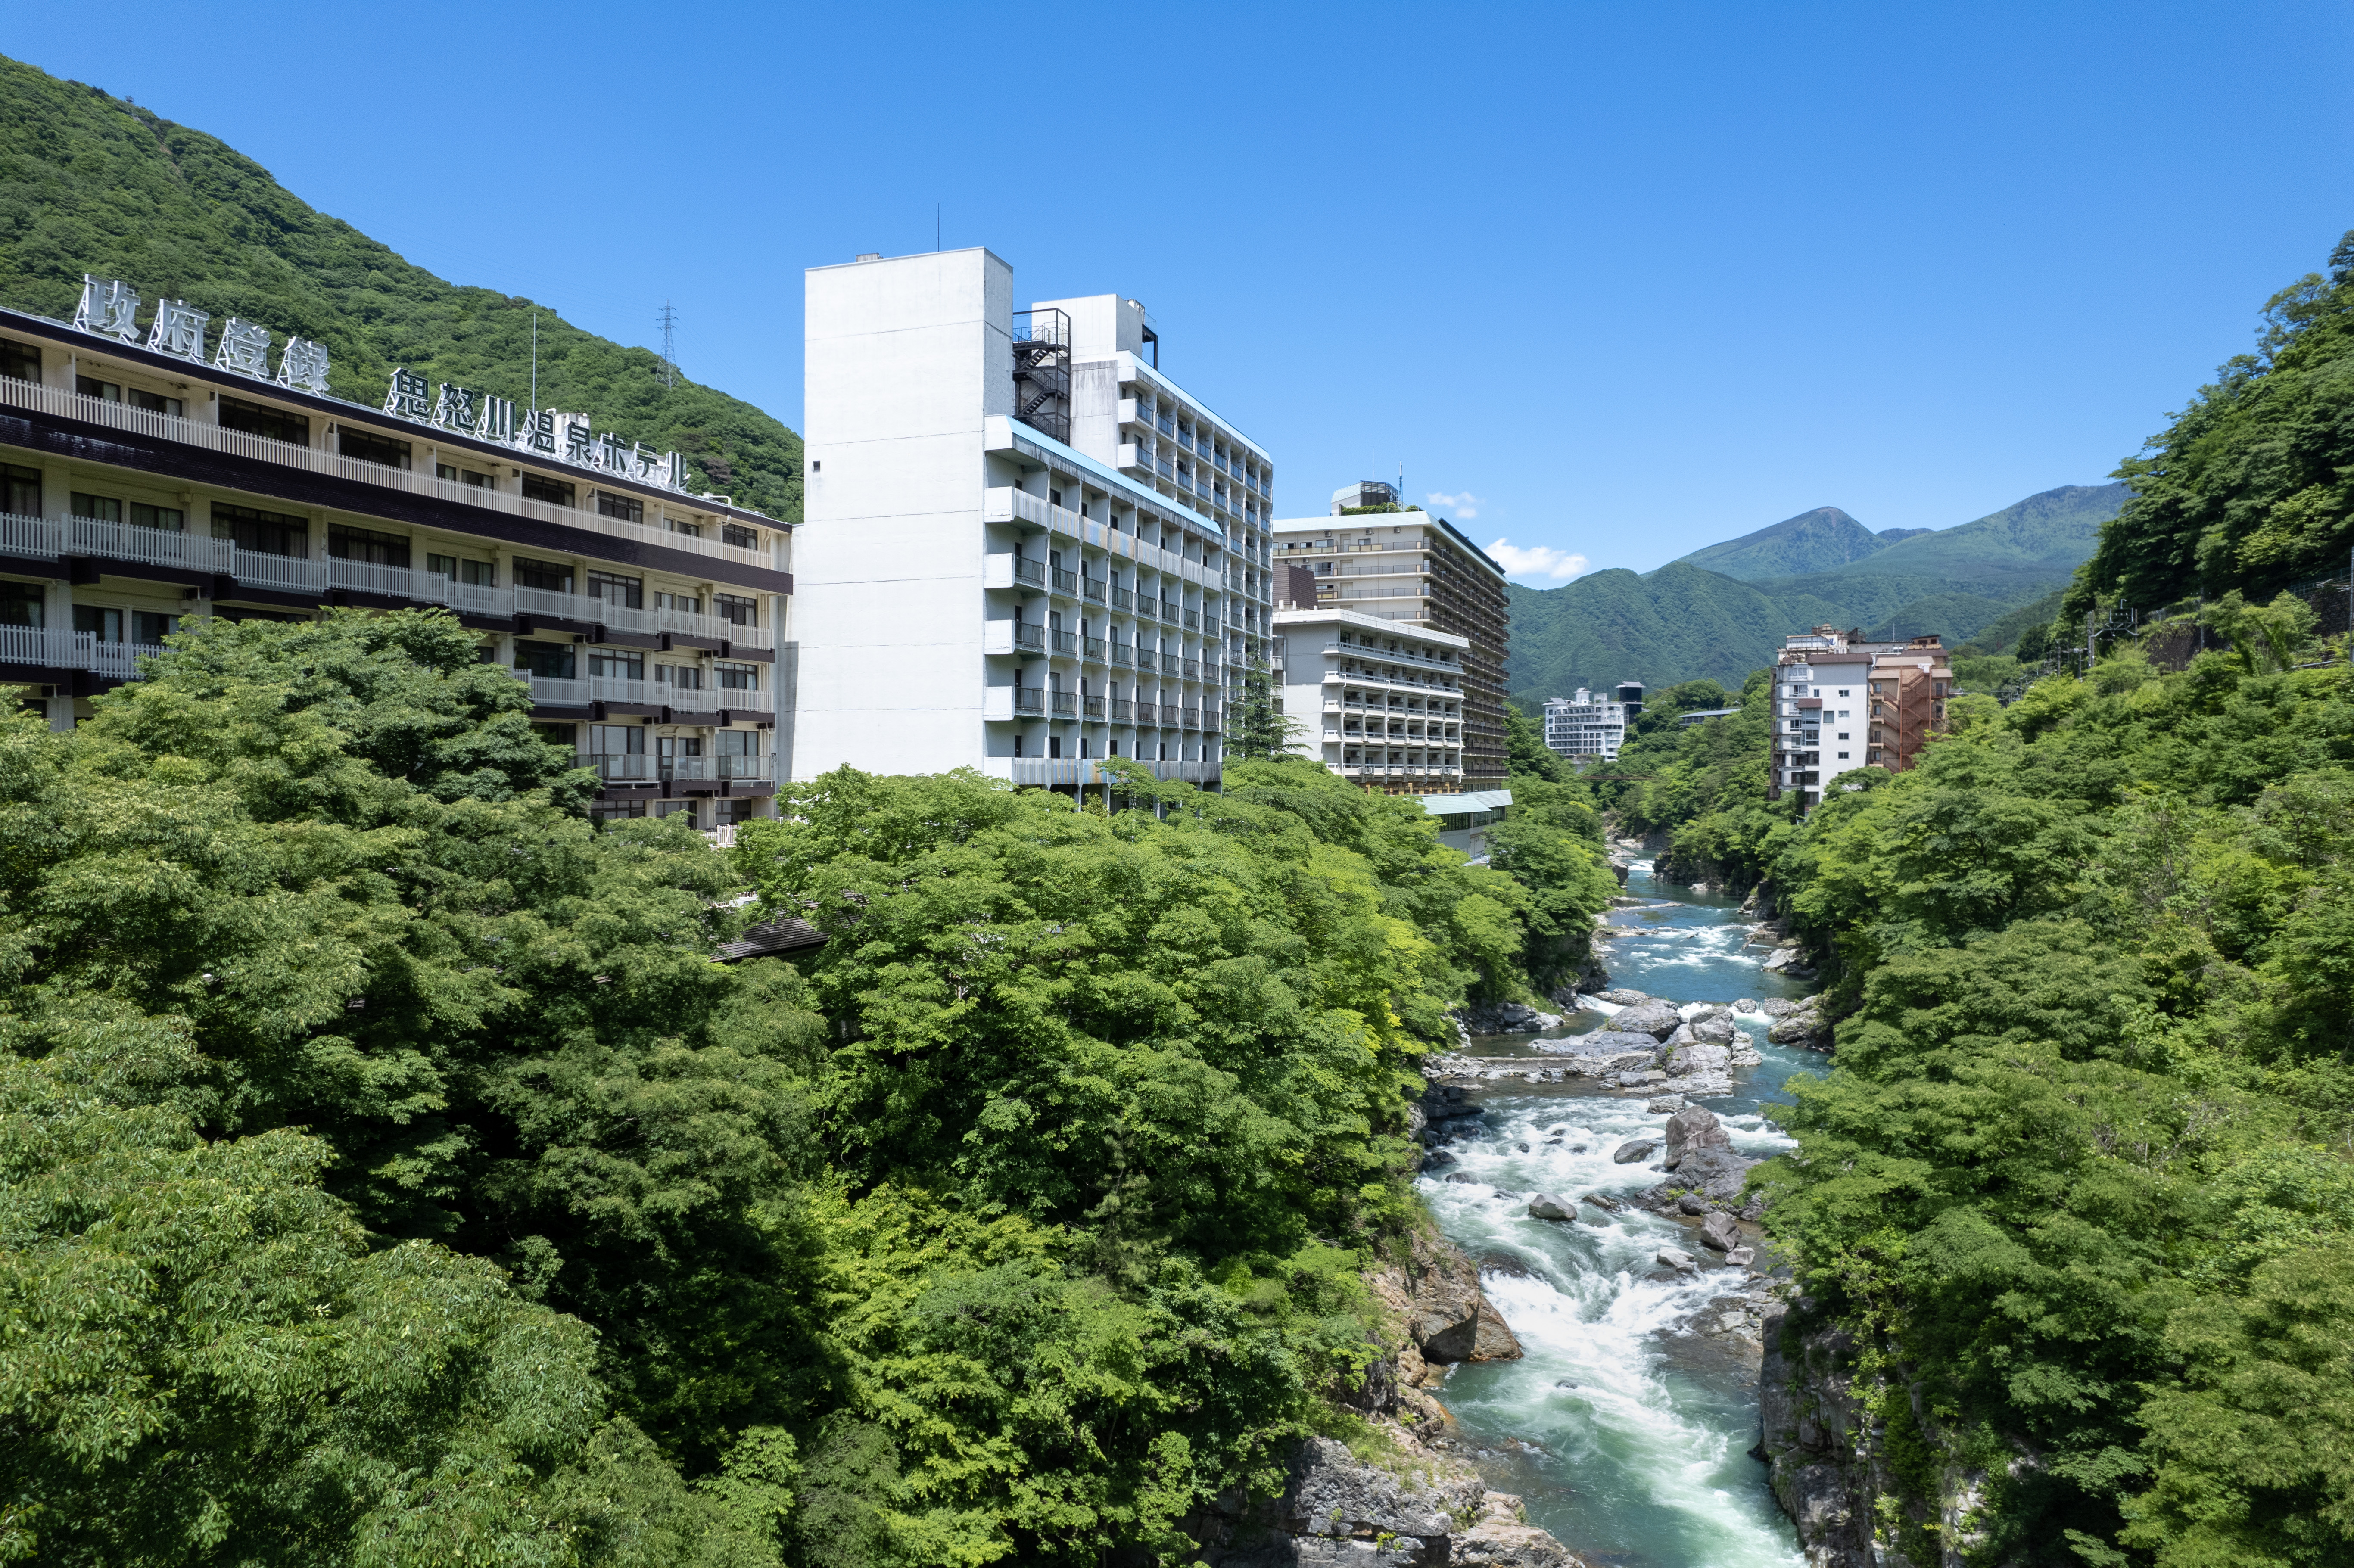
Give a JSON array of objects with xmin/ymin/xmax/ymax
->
[{"xmin": 72, "ymin": 273, "xmax": 695, "ymax": 496}]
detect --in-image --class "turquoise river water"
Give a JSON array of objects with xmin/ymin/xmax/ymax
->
[{"xmin": 1421, "ymin": 861, "xmax": 1820, "ymax": 1568}]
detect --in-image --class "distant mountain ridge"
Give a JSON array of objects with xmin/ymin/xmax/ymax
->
[{"xmin": 1509, "ymin": 482, "xmax": 2128, "ymax": 702}]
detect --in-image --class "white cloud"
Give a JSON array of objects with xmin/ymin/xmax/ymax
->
[
  {"xmin": 1485, "ymin": 538, "xmax": 1591, "ymax": 582},
  {"xmin": 1426, "ymin": 490, "xmax": 1481, "ymax": 519}
]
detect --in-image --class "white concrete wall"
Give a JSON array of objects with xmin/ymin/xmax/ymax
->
[{"xmin": 795, "ymin": 249, "xmax": 1012, "ymax": 779}]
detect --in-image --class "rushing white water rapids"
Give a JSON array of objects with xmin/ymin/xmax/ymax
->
[{"xmin": 1420, "ymin": 860, "xmax": 1820, "ymax": 1567}]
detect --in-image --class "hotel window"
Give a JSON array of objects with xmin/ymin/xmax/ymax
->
[
  {"xmin": 512, "ymin": 557, "xmax": 573, "ymax": 593},
  {"xmin": 436, "ymin": 464, "xmax": 497, "ymax": 488},
  {"xmin": 512, "ymin": 641, "xmax": 575, "ymax": 678},
  {"xmin": 218, "ymin": 395, "xmax": 310, "ymax": 447},
  {"xmin": 133, "ymin": 611, "xmax": 178, "ymax": 644},
  {"xmin": 427, "ymin": 553, "xmax": 498, "ymax": 585},
  {"xmin": 587, "ymin": 649, "xmax": 644, "ymax": 680},
  {"xmin": 715, "ymin": 729, "xmax": 758, "ymax": 759},
  {"xmin": 722, "ymin": 523, "xmax": 757, "ymax": 550},
  {"xmin": 340, "ymin": 428, "xmax": 412, "ymax": 470},
  {"xmin": 714, "ymin": 593, "xmax": 758, "ymax": 628},
  {"xmin": 655, "ymin": 663, "xmax": 704, "ymax": 689},
  {"xmin": 712, "ymin": 796, "xmax": 755, "ymax": 826},
  {"xmin": 713, "ymin": 661, "xmax": 759, "ymax": 691},
  {"xmin": 0, "ymin": 582, "xmax": 44, "ymax": 627},
  {"xmin": 530, "ymin": 721, "xmax": 577, "ymax": 750},
  {"xmin": 589, "ymin": 723, "xmax": 643, "ymax": 756},
  {"xmin": 127, "ymin": 386, "xmax": 181, "ymax": 416},
  {"xmin": 0, "ymin": 338, "xmax": 39, "ymax": 383},
  {"xmin": 667, "ymin": 518, "xmax": 703, "ymax": 538},
  {"xmin": 131, "ymin": 503, "xmax": 183, "ymax": 532},
  {"xmin": 210, "ymin": 502, "xmax": 308, "ymax": 558},
  {"xmin": 653, "ymin": 800, "xmax": 697, "ymax": 820},
  {"xmin": 329, "ymin": 523, "xmax": 411, "ymax": 568},
  {"xmin": 591, "ymin": 800, "xmax": 647, "ymax": 822},
  {"xmin": 521, "ymin": 473, "xmax": 576, "ymax": 507},
  {"xmin": 596, "ymin": 491, "xmax": 644, "ymax": 523},
  {"xmin": 73, "ymin": 605, "xmax": 125, "ymax": 642},
  {"xmin": 70, "ymin": 493, "xmax": 123, "ymax": 523},
  {"xmin": 3, "ymin": 463, "xmax": 41, "ymax": 516},
  {"xmin": 656, "ymin": 590, "xmax": 701, "ymax": 615},
  {"xmin": 77, "ymin": 376, "xmax": 121, "ymax": 402},
  {"xmin": 587, "ymin": 571, "xmax": 643, "ymax": 609}
]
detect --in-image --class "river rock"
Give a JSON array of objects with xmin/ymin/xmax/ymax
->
[
  {"xmin": 1457, "ymin": 999, "xmax": 1566, "ymax": 1035},
  {"xmin": 1611, "ymin": 1138, "xmax": 1659, "ymax": 1164},
  {"xmin": 1758, "ymin": 998, "xmax": 1797, "ymax": 1018},
  {"xmin": 1420, "ymin": 1148, "xmax": 1456, "ymax": 1171},
  {"xmin": 1527, "ymin": 1193, "xmax": 1575, "ymax": 1221},
  {"xmin": 1657, "ymin": 1245, "xmax": 1698, "ymax": 1272},
  {"xmin": 1667, "ymin": 1042, "xmax": 1731, "ymax": 1076},
  {"xmin": 1581, "ymin": 1192, "xmax": 1621, "ymax": 1211},
  {"xmin": 1663, "ymin": 1105, "xmax": 1734, "ymax": 1167},
  {"xmin": 1538, "ymin": 1030, "xmax": 1660, "ymax": 1073},
  {"xmin": 1727, "ymin": 1246, "xmax": 1756, "ymax": 1269},
  {"xmin": 1183, "ymin": 1436, "xmax": 1467, "ymax": 1565},
  {"xmin": 1729, "ymin": 1047, "xmax": 1765, "ymax": 1067},
  {"xmin": 1663, "ymin": 1021, "xmax": 1697, "ymax": 1048},
  {"xmin": 1597, "ymin": 988, "xmax": 1650, "ymax": 1006},
  {"xmin": 1677, "ymin": 1192, "xmax": 1709, "ymax": 1215},
  {"xmin": 1699, "ymin": 1211, "xmax": 1741, "ymax": 1252},
  {"xmin": 1691, "ymin": 1014, "xmax": 1738, "ymax": 1044},
  {"xmin": 1646, "ymin": 1094, "xmax": 1686, "ymax": 1113},
  {"xmin": 1613, "ymin": 999, "xmax": 1686, "ymax": 1040}
]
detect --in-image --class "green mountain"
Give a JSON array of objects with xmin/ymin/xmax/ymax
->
[
  {"xmin": 1675, "ymin": 505, "xmax": 1887, "ymax": 580},
  {"xmin": 0, "ymin": 53, "xmax": 801, "ymax": 519},
  {"xmin": 1509, "ymin": 483, "xmax": 2128, "ymax": 703}
]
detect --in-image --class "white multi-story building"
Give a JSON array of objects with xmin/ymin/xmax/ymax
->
[
  {"xmin": 794, "ymin": 249, "xmax": 1273, "ymax": 787},
  {"xmin": 1543, "ymin": 681, "xmax": 1643, "ymax": 761},
  {"xmin": 1769, "ymin": 627, "xmax": 1871, "ymax": 803},
  {"xmin": 1272, "ymin": 604, "xmax": 1468, "ymax": 789}
]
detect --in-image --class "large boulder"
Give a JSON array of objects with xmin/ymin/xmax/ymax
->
[
  {"xmin": 1541, "ymin": 1031, "xmax": 1660, "ymax": 1074},
  {"xmin": 1699, "ymin": 1211, "xmax": 1741, "ymax": 1252},
  {"xmin": 1663, "ymin": 1105, "xmax": 1734, "ymax": 1167},
  {"xmin": 1613, "ymin": 999, "xmax": 1686, "ymax": 1040},
  {"xmin": 1691, "ymin": 1014, "xmax": 1739, "ymax": 1045},
  {"xmin": 1597, "ymin": 988, "xmax": 1650, "ymax": 1006},
  {"xmin": 1611, "ymin": 1138, "xmax": 1660, "ymax": 1164},
  {"xmin": 1527, "ymin": 1193, "xmax": 1575, "ymax": 1221},
  {"xmin": 1420, "ymin": 1297, "xmax": 1525, "ymax": 1363},
  {"xmin": 1667, "ymin": 1042, "xmax": 1731, "ymax": 1076},
  {"xmin": 1184, "ymin": 1436, "xmax": 1484, "ymax": 1565}
]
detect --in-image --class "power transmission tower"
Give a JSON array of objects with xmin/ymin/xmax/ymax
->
[{"xmin": 657, "ymin": 302, "xmax": 678, "ymax": 388}]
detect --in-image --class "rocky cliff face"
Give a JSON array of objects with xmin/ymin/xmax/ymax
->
[{"xmin": 1757, "ymin": 1304, "xmax": 2000, "ymax": 1568}]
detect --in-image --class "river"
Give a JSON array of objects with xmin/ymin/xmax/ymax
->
[{"xmin": 1418, "ymin": 860, "xmax": 1820, "ymax": 1568}]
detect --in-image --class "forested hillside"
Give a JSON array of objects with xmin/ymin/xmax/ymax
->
[
  {"xmin": 0, "ymin": 53, "xmax": 802, "ymax": 518},
  {"xmin": 1509, "ymin": 485, "xmax": 2125, "ymax": 700},
  {"xmin": 0, "ymin": 609, "xmax": 1619, "ymax": 1567},
  {"xmin": 2064, "ymin": 233, "xmax": 2354, "ymax": 620}
]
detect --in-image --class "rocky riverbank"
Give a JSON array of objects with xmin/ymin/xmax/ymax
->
[{"xmin": 1180, "ymin": 1224, "xmax": 1591, "ymax": 1566}]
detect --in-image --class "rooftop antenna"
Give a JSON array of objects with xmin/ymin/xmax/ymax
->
[{"xmin": 657, "ymin": 301, "xmax": 678, "ymax": 388}]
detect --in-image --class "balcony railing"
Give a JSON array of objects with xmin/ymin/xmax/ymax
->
[
  {"xmin": 1160, "ymin": 704, "xmax": 1184, "ymax": 725},
  {"xmin": 1134, "ymin": 598, "xmax": 1156, "ymax": 622},
  {"xmin": 0, "ymin": 375, "xmax": 773, "ymax": 567},
  {"xmin": 1013, "ymin": 556, "xmax": 1045, "ymax": 587},
  {"xmin": 1052, "ymin": 567, "xmax": 1077, "ymax": 594},
  {"xmin": 1051, "ymin": 691, "xmax": 1077, "ymax": 716},
  {"xmin": 1081, "ymin": 576, "xmax": 1105, "ymax": 603},
  {"xmin": 1012, "ymin": 687, "xmax": 1045, "ymax": 716},
  {"xmin": 1052, "ymin": 630, "xmax": 1077, "ymax": 655},
  {"xmin": 1111, "ymin": 645, "xmax": 1133, "ymax": 668},
  {"xmin": 1110, "ymin": 586, "xmax": 1133, "ymax": 610},
  {"xmin": 1083, "ymin": 635, "xmax": 1104, "ymax": 660},
  {"xmin": 1014, "ymin": 622, "xmax": 1044, "ymax": 652},
  {"xmin": 0, "ymin": 625, "xmax": 172, "ymax": 681},
  {"xmin": 1082, "ymin": 695, "xmax": 1105, "ymax": 718},
  {"xmin": 1135, "ymin": 651, "xmax": 1155, "ymax": 673},
  {"xmin": 1180, "ymin": 709, "xmax": 1200, "ymax": 731},
  {"xmin": 1182, "ymin": 659, "xmax": 1201, "ymax": 681}
]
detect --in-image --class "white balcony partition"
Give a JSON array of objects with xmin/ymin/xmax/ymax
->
[{"xmin": 0, "ymin": 511, "xmax": 64, "ymax": 560}]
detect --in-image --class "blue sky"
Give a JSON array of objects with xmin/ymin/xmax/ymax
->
[{"xmin": 12, "ymin": 1, "xmax": 2351, "ymax": 582}]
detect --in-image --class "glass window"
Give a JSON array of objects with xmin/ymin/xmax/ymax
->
[
  {"xmin": 713, "ymin": 796, "xmax": 755, "ymax": 825},
  {"xmin": 588, "ymin": 649, "xmax": 643, "ymax": 680},
  {"xmin": 666, "ymin": 518, "xmax": 702, "ymax": 538},
  {"xmin": 658, "ymin": 735, "xmax": 703, "ymax": 759},
  {"xmin": 436, "ymin": 463, "xmax": 457, "ymax": 483},
  {"xmin": 521, "ymin": 473, "xmax": 575, "ymax": 507},
  {"xmin": 655, "ymin": 663, "xmax": 704, "ymax": 688},
  {"xmin": 653, "ymin": 800, "xmax": 697, "ymax": 819},
  {"xmin": 512, "ymin": 640, "xmax": 575, "ymax": 678},
  {"xmin": 530, "ymin": 721, "xmax": 577, "ymax": 750},
  {"xmin": 713, "ymin": 661, "xmax": 759, "ymax": 691},
  {"xmin": 462, "ymin": 469, "xmax": 494, "ymax": 488},
  {"xmin": 713, "ymin": 593, "xmax": 757, "ymax": 627},
  {"xmin": 218, "ymin": 395, "xmax": 309, "ymax": 447},
  {"xmin": 0, "ymin": 582, "xmax": 43, "ymax": 628},
  {"xmin": 588, "ymin": 723, "xmax": 644, "ymax": 754},
  {"xmin": 714, "ymin": 728, "xmax": 758, "ymax": 757},
  {"xmin": 76, "ymin": 376, "xmax": 121, "ymax": 402},
  {"xmin": 462, "ymin": 559, "xmax": 496, "ymax": 586},
  {"xmin": 657, "ymin": 591, "xmax": 701, "ymax": 614},
  {"xmin": 132, "ymin": 611, "xmax": 177, "ymax": 644},
  {"xmin": 0, "ymin": 339, "xmax": 39, "ymax": 383},
  {"xmin": 339, "ymin": 428, "xmax": 411, "ymax": 469},
  {"xmin": 210, "ymin": 503, "xmax": 308, "ymax": 558},
  {"xmin": 129, "ymin": 503, "xmax": 182, "ymax": 532},
  {"xmin": 722, "ymin": 523, "xmax": 758, "ymax": 550},
  {"xmin": 126, "ymin": 387, "xmax": 181, "ymax": 417},
  {"xmin": 2, "ymin": 463, "xmax": 40, "ymax": 518},
  {"xmin": 73, "ymin": 605, "xmax": 125, "ymax": 643},
  {"xmin": 591, "ymin": 800, "xmax": 647, "ymax": 822},
  {"xmin": 587, "ymin": 570, "xmax": 642, "ymax": 609},
  {"xmin": 328, "ymin": 523, "xmax": 410, "ymax": 568},
  {"xmin": 596, "ymin": 491, "xmax": 644, "ymax": 523},
  {"xmin": 512, "ymin": 557, "xmax": 572, "ymax": 593},
  {"xmin": 427, "ymin": 552, "xmax": 457, "ymax": 578},
  {"xmin": 70, "ymin": 493, "xmax": 123, "ymax": 523}
]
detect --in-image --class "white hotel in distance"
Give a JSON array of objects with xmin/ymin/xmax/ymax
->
[{"xmin": 793, "ymin": 248, "xmax": 1275, "ymax": 786}]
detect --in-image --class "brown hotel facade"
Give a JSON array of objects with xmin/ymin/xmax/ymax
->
[{"xmin": 0, "ymin": 292, "xmax": 791, "ymax": 828}]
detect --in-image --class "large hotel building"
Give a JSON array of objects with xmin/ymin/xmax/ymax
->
[
  {"xmin": 0, "ymin": 287, "xmax": 792, "ymax": 828},
  {"xmin": 794, "ymin": 249, "xmax": 1274, "ymax": 788},
  {"xmin": 1270, "ymin": 482, "xmax": 1510, "ymax": 791}
]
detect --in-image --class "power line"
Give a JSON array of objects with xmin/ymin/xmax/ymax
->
[{"xmin": 657, "ymin": 301, "xmax": 679, "ymax": 388}]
